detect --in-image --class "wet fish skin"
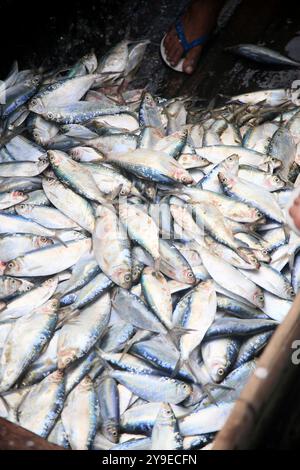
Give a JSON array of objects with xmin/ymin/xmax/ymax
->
[
  {"xmin": 57, "ymin": 292, "xmax": 111, "ymax": 369},
  {"xmin": 109, "ymin": 370, "xmax": 191, "ymax": 405},
  {"xmin": 0, "ymin": 298, "xmax": 59, "ymax": 392},
  {"xmin": 4, "ymin": 237, "xmax": 91, "ymax": 277},
  {"xmin": 18, "ymin": 370, "xmax": 65, "ymax": 438},
  {"xmin": 204, "ymin": 317, "xmax": 278, "ymax": 341},
  {"xmin": 151, "ymin": 403, "xmax": 183, "ymax": 450},
  {"xmin": 201, "ymin": 337, "xmax": 240, "ymax": 383},
  {"xmin": 235, "ymin": 331, "xmax": 273, "ymax": 368},
  {"xmin": 93, "ymin": 205, "xmax": 132, "ymax": 289},
  {"xmin": 97, "ymin": 376, "xmax": 120, "ymax": 443},
  {"xmin": 62, "ymin": 376, "xmax": 99, "ymax": 450}
]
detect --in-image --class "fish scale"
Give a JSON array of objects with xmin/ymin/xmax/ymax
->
[{"xmin": 1, "ymin": 39, "xmax": 299, "ymax": 450}]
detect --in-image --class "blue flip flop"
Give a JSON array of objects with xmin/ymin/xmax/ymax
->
[{"xmin": 160, "ymin": 18, "xmax": 210, "ymax": 72}]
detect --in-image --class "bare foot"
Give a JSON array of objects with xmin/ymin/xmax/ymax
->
[
  {"xmin": 164, "ymin": 0, "xmax": 226, "ymax": 74},
  {"xmin": 289, "ymin": 196, "xmax": 300, "ymax": 229}
]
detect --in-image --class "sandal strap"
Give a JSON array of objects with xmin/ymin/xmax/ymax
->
[{"xmin": 175, "ymin": 19, "xmax": 209, "ymax": 53}]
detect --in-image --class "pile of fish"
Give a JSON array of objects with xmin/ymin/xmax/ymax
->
[{"xmin": 0, "ymin": 38, "xmax": 300, "ymax": 451}]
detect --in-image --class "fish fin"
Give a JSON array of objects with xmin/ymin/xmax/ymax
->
[
  {"xmin": 94, "ymin": 347, "xmax": 114, "ymax": 372},
  {"xmin": 201, "ymin": 382, "xmax": 236, "ymax": 406},
  {"xmin": 119, "ymin": 329, "xmax": 146, "ymax": 359},
  {"xmin": 182, "ymin": 359, "xmax": 201, "ymax": 384},
  {"xmin": 53, "ymin": 232, "xmax": 68, "ymax": 248},
  {"xmin": 154, "ymin": 257, "xmax": 161, "ymax": 274},
  {"xmin": 57, "ymin": 307, "xmax": 79, "ymax": 329},
  {"xmin": 0, "ymin": 395, "xmax": 10, "ymax": 414},
  {"xmin": 237, "ymin": 247, "xmax": 260, "ymax": 268}
]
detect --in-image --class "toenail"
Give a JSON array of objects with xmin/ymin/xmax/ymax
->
[{"xmin": 185, "ymin": 65, "xmax": 194, "ymax": 74}]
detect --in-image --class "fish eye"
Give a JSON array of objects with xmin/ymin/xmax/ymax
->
[
  {"xmin": 256, "ymin": 210, "xmax": 262, "ymax": 218},
  {"xmin": 288, "ymin": 287, "xmax": 295, "ymax": 296},
  {"xmin": 30, "ymin": 98, "xmax": 37, "ymax": 107},
  {"xmin": 187, "ymin": 271, "xmax": 194, "ymax": 278},
  {"xmin": 7, "ymin": 262, "xmax": 14, "ymax": 269},
  {"xmin": 40, "ymin": 237, "xmax": 48, "ymax": 243},
  {"xmin": 258, "ymin": 295, "xmax": 264, "ymax": 302},
  {"xmin": 124, "ymin": 273, "xmax": 131, "ymax": 282},
  {"xmin": 217, "ymin": 368, "xmax": 225, "ymax": 377},
  {"xmin": 120, "ymin": 188, "xmax": 127, "ymax": 196},
  {"xmin": 47, "ymin": 112, "xmax": 54, "ymax": 119},
  {"xmin": 183, "ymin": 384, "xmax": 190, "ymax": 391},
  {"xmin": 25, "ymin": 285, "xmax": 31, "ymax": 291},
  {"xmin": 112, "ymin": 430, "xmax": 118, "ymax": 436},
  {"xmin": 19, "ymin": 204, "xmax": 26, "ymax": 210},
  {"xmin": 262, "ymin": 249, "xmax": 268, "ymax": 255},
  {"xmin": 181, "ymin": 175, "xmax": 190, "ymax": 183}
]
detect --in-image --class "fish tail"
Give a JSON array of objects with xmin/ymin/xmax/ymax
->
[{"xmin": 171, "ymin": 357, "xmax": 182, "ymax": 378}]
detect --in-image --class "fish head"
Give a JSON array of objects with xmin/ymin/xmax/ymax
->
[
  {"xmin": 45, "ymin": 297, "xmax": 60, "ymax": 312},
  {"xmin": 34, "ymin": 235, "xmax": 54, "ymax": 249},
  {"xmin": 142, "ymin": 92, "xmax": 157, "ymax": 109},
  {"xmin": 43, "ymin": 277, "xmax": 59, "ymax": 291},
  {"xmin": 268, "ymin": 174, "xmax": 285, "ymax": 191},
  {"xmin": 28, "ymin": 96, "xmax": 45, "ymax": 114},
  {"xmin": 285, "ymin": 283, "xmax": 295, "ymax": 300},
  {"xmin": 268, "ymin": 157, "xmax": 282, "ymax": 171},
  {"xmin": 155, "ymin": 403, "xmax": 176, "ymax": 425},
  {"xmin": 218, "ymin": 172, "xmax": 235, "ymax": 189},
  {"xmin": 81, "ymin": 51, "xmax": 98, "ymax": 74},
  {"xmin": 6, "ymin": 277, "xmax": 22, "ymax": 290},
  {"xmin": 118, "ymin": 185, "xmax": 131, "ymax": 197},
  {"xmin": 113, "ymin": 267, "xmax": 132, "ymax": 289},
  {"xmin": 15, "ymin": 203, "xmax": 32, "ymax": 218},
  {"xmin": 254, "ymin": 249, "xmax": 271, "ymax": 263},
  {"xmin": 238, "ymin": 248, "xmax": 260, "ymax": 269},
  {"xmin": 252, "ymin": 208, "xmax": 266, "ymax": 224},
  {"xmin": 4, "ymin": 259, "xmax": 22, "ymax": 276},
  {"xmin": 208, "ymin": 359, "xmax": 229, "ymax": 383},
  {"xmin": 19, "ymin": 279, "xmax": 34, "ymax": 293},
  {"xmin": 11, "ymin": 191, "xmax": 27, "ymax": 204},
  {"xmin": 47, "ymin": 150, "xmax": 64, "ymax": 168},
  {"xmin": 177, "ymin": 381, "xmax": 192, "ymax": 402},
  {"xmin": 223, "ymin": 154, "xmax": 240, "ymax": 173},
  {"xmin": 102, "ymin": 420, "xmax": 119, "ymax": 443},
  {"xmin": 253, "ymin": 288, "xmax": 265, "ymax": 309},
  {"xmin": 132, "ymin": 265, "xmax": 143, "ymax": 282},
  {"xmin": 171, "ymin": 167, "xmax": 194, "ymax": 185},
  {"xmin": 182, "ymin": 267, "xmax": 196, "ymax": 285},
  {"xmin": 37, "ymin": 155, "xmax": 49, "ymax": 170}
]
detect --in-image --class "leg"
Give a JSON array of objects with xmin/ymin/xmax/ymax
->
[{"xmin": 164, "ymin": 0, "xmax": 226, "ymax": 74}]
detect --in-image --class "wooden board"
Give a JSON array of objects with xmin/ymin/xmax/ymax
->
[
  {"xmin": 213, "ymin": 292, "xmax": 300, "ymax": 450},
  {"xmin": 0, "ymin": 418, "xmax": 64, "ymax": 450}
]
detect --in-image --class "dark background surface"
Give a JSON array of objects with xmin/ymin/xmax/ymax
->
[{"xmin": 0, "ymin": 0, "xmax": 300, "ymax": 99}]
